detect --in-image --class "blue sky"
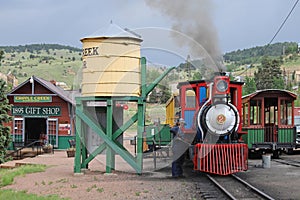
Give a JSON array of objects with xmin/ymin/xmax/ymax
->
[{"xmin": 1, "ymin": 0, "xmax": 299, "ymax": 66}]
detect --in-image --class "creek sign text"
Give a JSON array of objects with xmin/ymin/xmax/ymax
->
[{"xmin": 14, "ymin": 96, "xmax": 52, "ymax": 103}]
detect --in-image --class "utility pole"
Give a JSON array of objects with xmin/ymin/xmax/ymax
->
[{"xmin": 186, "ymin": 55, "xmax": 191, "ymax": 80}]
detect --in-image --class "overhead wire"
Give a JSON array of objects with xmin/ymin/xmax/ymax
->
[
  {"xmin": 235, "ymin": 0, "xmax": 299, "ymax": 77},
  {"xmin": 268, "ymin": 0, "xmax": 299, "ymax": 45}
]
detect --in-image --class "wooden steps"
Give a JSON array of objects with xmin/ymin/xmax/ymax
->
[{"xmin": 7, "ymin": 148, "xmax": 43, "ymax": 160}]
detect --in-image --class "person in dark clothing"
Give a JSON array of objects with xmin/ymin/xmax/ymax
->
[
  {"xmin": 170, "ymin": 122, "xmax": 180, "ymax": 138},
  {"xmin": 171, "ymin": 118, "xmax": 188, "ymax": 178}
]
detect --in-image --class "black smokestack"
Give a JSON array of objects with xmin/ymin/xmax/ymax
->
[{"xmin": 145, "ymin": 0, "xmax": 225, "ymax": 73}]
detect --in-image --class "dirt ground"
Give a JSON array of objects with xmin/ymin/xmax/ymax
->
[
  {"xmin": 2, "ymin": 148, "xmax": 300, "ymax": 200},
  {"xmin": 1, "ymin": 150, "xmax": 199, "ymax": 200}
]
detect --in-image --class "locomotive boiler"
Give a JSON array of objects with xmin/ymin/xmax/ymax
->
[
  {"xmin": 198, "ymin": 74, "xmax": 241, "ymax": 143},
  {"xmin": 166, "ymin": 73, "xmax": 248, "ymax": 175}
]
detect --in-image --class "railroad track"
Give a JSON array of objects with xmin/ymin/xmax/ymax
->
[
  {"xmin": 205, "ymin": 174, "xmax": 275, "ymax": 200},
  {"xmin": 273, "ymin": 158, "xmax": 300, "ymax": 167}
]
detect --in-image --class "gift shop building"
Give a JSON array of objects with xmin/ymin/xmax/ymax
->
[{"xmin": 7, "ymin": 76, "xmax": 76, "ymax": 149}]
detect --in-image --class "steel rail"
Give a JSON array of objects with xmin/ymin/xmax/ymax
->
[
  {"xmin": 206, "ymin": 173, "xmax": 275, "ymax": 200},
  {"xmin": 272, "ymin": 159, "xmax": 300, "ymax": 167},
  {"xmin": 206, "ymin": 174, "xmax": 237, "ymax": 200},
  {"xmin": 231, "ymin": 174, "xmax": 275, "ymax": 200}
]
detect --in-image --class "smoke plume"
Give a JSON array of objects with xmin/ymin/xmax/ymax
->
[{"xmin": 145, "ymin": 0, "xmax": 224, "ymax": 71}]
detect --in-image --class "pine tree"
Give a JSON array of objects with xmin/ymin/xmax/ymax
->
[
  {"xmin": 243, "ymin": 76, "xmax": 257, "ymax": 95},
  {"xmin": 159, "ymin": 85, "xmax": 171, "ymax": 104},
  {"xmin": 0, "ymin": 79, "xmax": 12, "ymax": 163},
  {"xmin": 254, "ymin": 57, "xmax": 284, "ymax": 90},
  {"xmin": 0, "ymin": 50, "xmax": 4, "ymax": 66}
]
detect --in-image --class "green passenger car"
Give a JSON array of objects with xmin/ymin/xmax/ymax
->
[{"xmin": 242, "ymin": 89, "xmax": 297, "ymax": 158}]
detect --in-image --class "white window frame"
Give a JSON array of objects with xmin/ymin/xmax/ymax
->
[
  {"xmin": 13, "ymin": 118, "xmax": 24, "ymax": 142},
  {"xmin": 47, "ymin": 118, "xmax": 58, "ymax": 148}
]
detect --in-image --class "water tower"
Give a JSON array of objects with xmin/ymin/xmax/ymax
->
[{"xmin": 74, "ymin": 23, "xmax": 174, "ymax": 174}]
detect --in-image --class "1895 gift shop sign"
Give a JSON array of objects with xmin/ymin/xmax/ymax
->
[{"xmin": 12, "ymin": 106, "xmax": 61, "ymax": 116}]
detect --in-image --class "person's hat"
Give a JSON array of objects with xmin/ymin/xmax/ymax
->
[{"xmin": 179, "ymin": 118, "xmax": 186, "ymax": 124}]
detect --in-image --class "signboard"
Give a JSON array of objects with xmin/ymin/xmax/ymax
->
[
  {"xmin": 14, "ymin": 96, "xmax": 52, "ymax": 103},
  {"xmin": 86, "ymin": 101, "xmax": 107, "ymax": 107},
  {"xmin": 59, "ymin": 124, "xmax": 71, "ymax": 134},
  {"xmin": 12, "ymin": 106, "xmax": 61, "ymax": 116}
]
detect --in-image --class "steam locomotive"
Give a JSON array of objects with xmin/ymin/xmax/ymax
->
[{"xmin": 166, "ymin": 73, "xmax": 248, "ymax": 175}]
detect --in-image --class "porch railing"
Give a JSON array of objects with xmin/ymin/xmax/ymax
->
[{"xmin": 5, "ymin": 140, "xmax": 43, "ymax": 160}]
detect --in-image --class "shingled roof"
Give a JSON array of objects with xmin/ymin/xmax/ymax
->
[{"xmin": 7, "ymin": 76, "xmax": 79, "ymax": 105}]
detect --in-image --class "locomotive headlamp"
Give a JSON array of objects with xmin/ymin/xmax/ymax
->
[{"xmin": 216, "ymin": 80, "xmax": 228, "ymax": 93}]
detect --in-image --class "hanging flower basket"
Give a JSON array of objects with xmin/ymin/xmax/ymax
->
[
  {"xmin": 66, "ymin": 148, "xmax": 75, "ymax": 157},
  {"xmin": 42, "ymin": 144, "xmax": 53, "ymax": 153}
]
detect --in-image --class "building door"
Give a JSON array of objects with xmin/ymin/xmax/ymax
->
[
  {"xmin": 47, "ymin": 118, "xmax": 58, "ymax": 148},
  {"xmin": 25, "ymin": 117, "xmax": 47, "ymax": 145},
  {"xmin": 264, "ymin": 98, "xmax": 278, "ymax": 143}
]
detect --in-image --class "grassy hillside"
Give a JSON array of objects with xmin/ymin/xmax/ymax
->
[
  {"xmin": 229, "ymin": 54, "xmax": 300, "ymax": 78},
  {"xmin": 224, "ymin": 42, "xmax": 300, "ymax": 78},
  {"xmin": 224, "ymin": 42, "xmax": 298, "ymax": 66},
  {"xmin": 227, "ymin": 52, "xmax": 300, "ymax": 106},
  {"xmin": 0, "ymin": 44, "xmax": 82, "ymax": 89}
]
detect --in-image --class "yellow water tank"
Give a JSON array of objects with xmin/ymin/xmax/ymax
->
[{"xmin": 80, "ymin": 24, "xmax": 143, "ymax": 97}]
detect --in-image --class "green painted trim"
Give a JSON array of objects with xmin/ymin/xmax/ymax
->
[
  {"xmin": 145, "ymin": 124, "xmax": 171, "ymax": 145},
  {"xmin": 74, "ymin": 98, "xmax": 83, "ymax": 173},
  {"xmin": 14, "ymin": 95, "xmax": 52, "ymax": 103},
  {"xmin": 82, "ymin": 144, "xmax": 106, "ymax": 166},
  {"xmin": 106, "ymin": 99, "xmax": 114, "ymax": 173},
  {"xmin": 278, "ymin": 128, "xmax": 294, "ymax": 143},
  {"xmin": 75, "ymin": 96, "xmax": 141, "ymax": 101},
  {"xmin": 113, "ymin": 113, "xmax": 138, "ymax": 140},
  {"xmin": 243, "ymin": 127, "xmax": 295, "ymax": 148},
  {"xmin": 136, "ymin": 100, "xmax": 144, "ymax": 174},
  {"xmin": 72, "ymin": 58, "xmax": 154, "ymax": 174},
  {"xmin": 81, "ymin": 122, "xmax": 89, "ymax": 169},
  {"xmin": 57, "ymin": 136, "xmax": 75, "ymax": 149},
  {"xmin": 242, "ymin": 128, "xmax": 264, "ymax": 148},
  {"xmin": 8, "ymin": 135, "xmax": 75, "ymax": 150},
  {"xmin": 145, "ymin": 66, "xmax": 175, "ymax": 96},
  {"xmin": 76, "ymin": 107, "xmax": 140, "ymax": 172}
]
